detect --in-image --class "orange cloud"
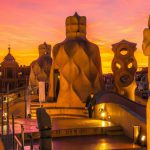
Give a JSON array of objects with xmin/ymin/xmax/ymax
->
[{"xmin": 0, "ymin": 0, "xmax": 149, "ymax": 73}]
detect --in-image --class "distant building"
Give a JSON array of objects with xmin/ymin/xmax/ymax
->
[
  {"xmin": 103, "ymin": 73, "xmax": 115, "ymax": 91},
  {"xmin": 136, "ymin": 67, "xmax": 148, "ymax": 90},
  {"xmin": 0, "ymin": 46, "xmax": 30, "ymax": 93},
  {"xmin": 135, "ymin": 67, "xmax": 148, "ymax": 99}
]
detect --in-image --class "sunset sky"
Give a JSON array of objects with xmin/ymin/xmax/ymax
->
[{"xmin": 0, "ymin": 0, "xmax": 149, "ymax": 73}]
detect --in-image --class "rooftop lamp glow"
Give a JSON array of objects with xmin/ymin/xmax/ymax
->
[
  {"xmin": 100, "ymin": 108, "xmax": 107, "ymax": 120},
  {"xmin": 141, "ymin": 135, "xmax": 146, "ymax": 141},
  {"xmin": 140, "ymin": 135, "xmax": 146, "ymax": 146}
]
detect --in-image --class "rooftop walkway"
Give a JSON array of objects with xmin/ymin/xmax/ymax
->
[
  {"xmin": 23, "ymin": 135, "xmax": 144, "ymax": 150},
  {"xmin": 1, "ymin": 118, "xmax": 122, "ymax": 137},
  {"xmin": 0, "ymin": 118, "xmax": 145, "ymax": 150}
]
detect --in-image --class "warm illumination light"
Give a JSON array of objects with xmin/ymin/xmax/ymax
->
[
  {"xmin": 108, "ymin": 115, "xmax": 111, "ymax": 119},
  {"xmin": 31, "ymin": 90, "xmax": 34, "ymax": 95},
  {"xmin": 141, "ymin": 135, "xmax": 146, "ymax": 142},
  {"xmin": 3, "ymin": 96, "xmax": 9, "ymax": 102},
  {"xmin": 99, "ymin": 108, "xmax": 107, "ymax": 120},
  {"xmin": 116, "ymin": 62, "xmax": 121, "ymax": 69},
  {"xmin": 18, "ymin": 72, "xmax": 22, "ymax": 76},
  {"xmin": 128, "ymin": 62, "xmax": 133, "ymax": 68},
  {"xmin": 3, "ymin": 112, "xmax": 7, "ymax": 121},
  {"xmin": 108, "ymin": 122, "xmax": 111, "ymax": 126},
  {"xmin": 101, "ymin": 111, "xmax": 106, "ymax": 118},
  {"xmin": 120, "ymin": 49, "xmax": 128, "ymax": 55},
  {"xmin": 3, "ymin": 113, "xmax": 7, "ymax": 117},
  {"xmin": 99, "ymin": 104, "xmax": 105, "ymax": 110},
  {"xmin": 140, "ymin": 135, "xmax": 146, "ymax": 146},
  {"xmin": 133, "ymin": 125, "xmax": 140, "ymax": 144},
  {"xmin": 102, "ymin": 121, "xmax": 106, "ymax": 127}
]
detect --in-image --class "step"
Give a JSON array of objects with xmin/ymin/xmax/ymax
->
[
  {"xmin": 6, "ymin": 118, "xmax": 145, "ymax": 150},
  {"xmin": 24, "ymin": 136, "xmax": 146, "ymax": 150},
  {"xmin": 23, "ymin": 135, "xmax": 145, "ymax": 150},
  {"xmin": 107, "ymin": 130, "xmax": 124, "ymax": 136},
  {"xmin": 7, "ymin": 118, "xmax": 124, "ymax": 138},
  {"xmin": 50, "ymin": 118, "xmax": 124, "ymax": 138},
  {"xmin": 51, "ymin": 135, "xmax": 145, "ymax": 150},
  {"xmin": 31, "ymin": 113, "xmax": 88, "ymax": 119},
  {"xmin": 30, "ymin": 105, "xmax": 88, "ymax": 119},
  {"xmin": 52, "ymin": 125, "xmax": 124, "ymax": 137}
]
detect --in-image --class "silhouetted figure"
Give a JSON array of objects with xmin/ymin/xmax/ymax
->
[
  {"xmin": 86, "ymin": 94, "xmax": 96, "ymax": 118},
  {"xmin": 36, "ymin": 108, "xmax": 52, "ymax": 150}
]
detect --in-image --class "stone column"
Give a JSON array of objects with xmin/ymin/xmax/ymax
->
[
  {"xmin": 142, "ymin": 16, "xmax": 150, "ymax": 149},
  {"xmin": 39, "ymin": 81, "xmax": 46, "ymax": 103}
]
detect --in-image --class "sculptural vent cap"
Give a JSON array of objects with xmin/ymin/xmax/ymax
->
[
  {"xmin": 38, "ymin": 42, "xmax": 51, "ymax": 57},
  {"xmin": 112, "ymin": 40, "xmax": 137, "ymax": 52},
  {"xmin": 65, "ymin": 12, "xmax": 86, "ymax": 38}
]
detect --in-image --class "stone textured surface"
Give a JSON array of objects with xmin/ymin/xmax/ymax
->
[
  {"xmin": 95, "ymin": 103, "xmax": 146, "ymax": 140},
  {"xmin": 48, "ymin": 13, "xmax": 103, "ymax": 106},
  {"xmin": 53, "ymin": 135, "xmax": 142, "ymax": 150},
  {"xmin": 142, "ymin": 16, "xmax": 150, "ymax": 56},
  {"xmin": 66, "ymin": 12, "xmax": 86, "ymax": 38},
  {"xmin": 29, "ymin": 42, "xmax": 52, "ymax": 87},
  {"xmin": 111, "ymin": 40, "xmax": 137, "ymax": 100},
  {"xmin": 142, "ymin": 16, "xmax": 150, "ymax": 150}
]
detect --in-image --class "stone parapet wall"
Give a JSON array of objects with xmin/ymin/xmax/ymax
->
[{"xmin": 95, "ymin": 103, "xmax": 146, "ymax": 139}]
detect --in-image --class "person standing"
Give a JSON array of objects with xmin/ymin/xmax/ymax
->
[{"xmin": 85, "ymin": 93, "xmax": 96, "ymax": 118}]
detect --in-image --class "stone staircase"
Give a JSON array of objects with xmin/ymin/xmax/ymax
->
[
  {"xmin": 50, "ymin": 118, "xmax": 124, "ymax": 137},
  {"xmin": 6, "ymin": 117, "xmax": 146, "ymax": 150},
  {"xmin": 30, "ymin": 102, "xmax": 88, "ymax": 119},
  {"xmin": 30, "ymin": 103, "xmax": 124, "ymax": 138},
  {"xmin": 28, "ymin": 103, "xmax": 146, "ymax": 149},
  {"xmin": 52, "ymin": 124, "xmax": 124, "ymax": 138}
]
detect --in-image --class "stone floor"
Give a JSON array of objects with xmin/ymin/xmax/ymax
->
[
  {"xmin": 24, "ymin": 135, "xmax": 143, "ymax": 150},
  {"xmin": 0, "ymin": 139, "xmax": 5, "ymax": 150},
  {"xmin": 0, "ymin": 118, "xmax": 145, "ymax": 150},
  {"xmin": 52, "ymin": 118, "xmax": 115, "ymax": 130},
  {"xmin": 52, "ymin": 135, "xmax": 143, "ymax": 150},
  {"xmin": 1, "ymin": 118, "xmax": 115, "ymax": 135}
]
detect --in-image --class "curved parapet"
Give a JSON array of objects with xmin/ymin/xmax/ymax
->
[
  {"xmin": 95, "ymin": 91, "xmax": 146, "ymax": 121},
  {"xmin": 94, "ymin": 91, "xmax": 146, "ymax": 139}
]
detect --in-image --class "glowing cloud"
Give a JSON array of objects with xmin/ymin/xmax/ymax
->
[{"xmin": 0, "ymin": 0, "xmax": 149, "ymax": 72}]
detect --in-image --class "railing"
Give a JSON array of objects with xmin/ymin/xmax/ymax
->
[
  {"xmin": 0, "ymin": 86, "xmax": 27, "ymax": 95},
  {"xmin": 13, "ymin": 127, "xmax": 34, "ymax": 150},
  {"xmin": 14, "ymin": 135, "xmax": 23, "ymax": 150},
  {"xmin": 0, "ymin": 85, "xmax": 34, "ymax": 149},
  {"xmin": 0, "ymin": 86, "xmax": 31, "ymax": 122},
  {"xmin": 1, "ymin": 114, "xmax": 34, "ymax": 150}
]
